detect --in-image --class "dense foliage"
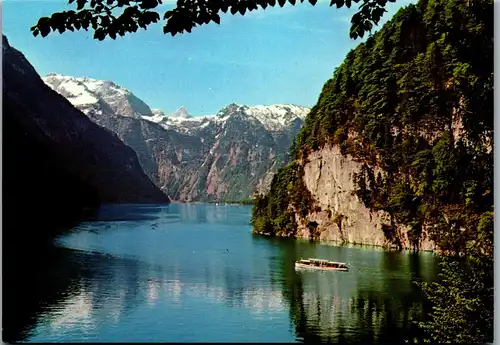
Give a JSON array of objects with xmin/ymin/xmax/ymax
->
[
  {"xmin": 31, "ymin": 0, "xmax": 396, "ymax": 40},
  {"xmin": 255, "ymin": 0, "xmax": 493, "ymax": 252},
  {"xmin": 252, "ymin": 0, "xmax": 493, "ymax": 342},
  {"xmin": 251, "ymin": 162, "xmax": 315, "ymax": 237},
  {"xmin": 413, "ymin": 249, "xmax": 493, "ymax": 343}
]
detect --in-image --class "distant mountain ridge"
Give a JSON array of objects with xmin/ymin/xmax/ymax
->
[{"xmin": 43, "ymin": 74, "xmax": 310, "ymax": 202}]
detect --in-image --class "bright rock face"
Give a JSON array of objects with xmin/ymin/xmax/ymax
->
[{"xmin": 295, "ymin": 146, "xmax": 436, "ymax": 251}]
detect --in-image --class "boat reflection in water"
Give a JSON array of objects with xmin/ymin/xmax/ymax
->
[{"xmin": 295, "ymin": 258, "xmax": 349, "ymax": 272}]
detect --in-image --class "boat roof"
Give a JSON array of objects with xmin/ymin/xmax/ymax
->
[{"xmin": 300, "ymin": 258, "xmax": 347, "ymax": 265}]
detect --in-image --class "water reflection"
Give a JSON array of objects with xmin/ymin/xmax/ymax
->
[
  {"xmin": 3, "ymin": 246, "xmax": 96, "ymax": 343},
  {"xmin": 5, "ymin": 204, "xmax": 438, "ymax": 343},
  {"xmin": 23, "ymin": 245, "xmax": 291, "ymax": 342},
  {"xmin": 268, "ymin": 237, "xmax": 439, "ymax": 343}
]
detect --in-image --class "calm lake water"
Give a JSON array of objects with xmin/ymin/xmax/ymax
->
[{"xmin": 7, "ymin": 203, "xmax": 439, "ymax": 343}]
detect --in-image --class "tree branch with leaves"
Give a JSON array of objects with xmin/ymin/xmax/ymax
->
[{"xmin": 31, "ymin": 0, "xmax": 396, "ymax": 41}]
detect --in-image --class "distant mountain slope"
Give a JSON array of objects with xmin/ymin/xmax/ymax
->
[
  {"xmin": 44, "ymin": 74, "xmax": 310, "ymax": 202},
  {"xmin": 43, "ymin": 73, "xmax": 153, "ymax": 117},
  {"xmin": 3, "ymin": 35, "xmax": 169, "ymax": 243}
]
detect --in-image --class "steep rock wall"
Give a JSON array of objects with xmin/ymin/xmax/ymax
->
[
  {"xmin": 294, "ymin": 146, "xmax": 436, "ymax": 250},
  {"xmin": 3, "ymin": 35, "xmax": 169, "ymax": 207}
]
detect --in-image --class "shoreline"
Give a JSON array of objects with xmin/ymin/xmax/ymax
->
[
  {"xmin": 252, "ymin": 230, "xmax": 441, "ymax": 255},
  {"xmin": 168, "ymin": 200, "xmax": 254, "ymax": 206}
]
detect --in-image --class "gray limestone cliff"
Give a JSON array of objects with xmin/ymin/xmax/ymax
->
[{"xmin": 293, "ymin": 146, "xmax": 436, "ymax": 251}]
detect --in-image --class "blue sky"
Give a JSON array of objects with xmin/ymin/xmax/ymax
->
[{"xmin": 3, "ymin": 0, "xmax": 413, "ymax": 115}]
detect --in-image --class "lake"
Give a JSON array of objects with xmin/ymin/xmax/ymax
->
[{"xmin": 4, "ymin": 203, "xmax": 439, "ymax": 343}]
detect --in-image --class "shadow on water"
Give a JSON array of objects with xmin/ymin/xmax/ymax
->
[
  {"xmin": 3, "ymin": 243, "xmax": 161, "ymax": 343},
  {"xmin": 258, "ymin": 236, "xmax": 439, "ymax": 343},
  {"xmin": 2, "ymin": 204, "xmax": 153, "ymax": 343},
  {"xmin": 3, "ymin": 245, "xmax": 86, "ymax": 343},
  {"xmin": 80, "ymin": 204, "xmax": 167, "ymax": 222},
  {"xmin": 3, "ymin": 204, "xmax": 100, "ymax": 343}
]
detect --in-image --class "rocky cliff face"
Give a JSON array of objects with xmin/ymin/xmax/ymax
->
[
  {"xmin": 181, "ymin": 104, "xmax": 308, "ymax": 201},
  {"xmin": 294, "ymin": 146, "xmax": 436, "ymax": 250},
  {"xmin": 43, "ymin": 75, "xmax": 310, "ymax": 202},
  {"xmin": 3, "ymin": 35, "xmax": 169, "ymax": 242}
]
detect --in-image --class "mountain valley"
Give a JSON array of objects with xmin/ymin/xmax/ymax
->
[{"xmin": 43, "ymin": 74, "xmax": 310, "ymax": 202}]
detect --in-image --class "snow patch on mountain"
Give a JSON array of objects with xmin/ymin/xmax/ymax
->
[
  {"xmin": 171, "ymin": 106, "xmax": 191, "ymax": 118},
  {"xmin": 141, "ymin": 107, "xmax": 213, "ymax": 134},
  {"xmin": 144, "ymin": 109, "xmax": 168, "ymax": 124},
  {"xmin": 151, "ymin": 109, "xmax": 165, "ymax": 116},
  {"xmin": 43, "ymin": 74, "xmax": 310, "ymax": 136},
  {"xmin": 43, "ymin": 74, "xmax": 99, "ymax": 106},
  {"xmin": 215, "ymin": 103, "xmax": 310, "ymax": 131},
  {"xmin": 43, "ymin": 73, "xmax": 153, "ymax": 117}
]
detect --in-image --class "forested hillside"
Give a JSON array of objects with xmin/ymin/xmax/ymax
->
[
  {"xmin": 251, "ymin": 0, "xmax": 493, "ymax": 342},
  {"xmin": 252, "ymin": 0, "xmax": 493, "ymax": 255}
]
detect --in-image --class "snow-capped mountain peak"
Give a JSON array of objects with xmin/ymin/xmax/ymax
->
[
  {"xmin": 171, "ymin": 106, "xmax": 191, "ymax": 119},
  {"xmin": 215, "ymin": 103, "xmax": 310, "ymax": 131},
  {"xmin": 146, "ymin": 109, "xmax": 168, "ymax": 123},
  {"xmin": 151, "ymin": 109, "xmax": 166, "ymax": 117},
  {"xmin": 43, "ymin": 74, "xmax": 153, "ymax": 117},
  {"xmin": 43, "ymin": 73, "xmax": 100, "ymax": 106},
  {"xmin": 43, "ymin": 73, "xmax": 310, "ymax": 135}
]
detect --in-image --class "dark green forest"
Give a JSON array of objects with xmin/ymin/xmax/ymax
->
[
  {"xmin": 251, "ymin": 0, "xmax": 493, "ymax": 342},
  {"xmin": 253, "ymin": 0, "xmax": 493, "ymax": 252}
]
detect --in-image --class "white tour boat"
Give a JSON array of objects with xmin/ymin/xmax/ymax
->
[{"xmin": 295, "ymin": 258, "xmax": 349, "ymax": 271}]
